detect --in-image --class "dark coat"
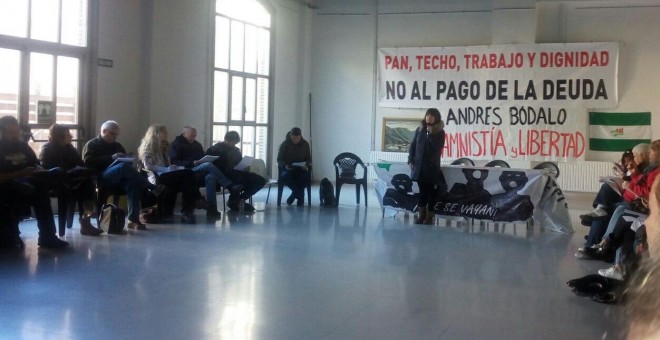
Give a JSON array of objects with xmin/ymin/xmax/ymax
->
[
  {"xmin": 0, "ymin": 140, "xmax": 39, "ymax": 174},
  {"xmin": 276, "ymin": 138, "xmax": 311, "ymax": 169},
  {"xmin": 82, "ymin": 136, "xmax": 126, "ymax": 171},
  {"xmin": 408, "ymin": 123, "xmax": 445, "ymax": 184},
  {"xmin": 40, "ymin": 142, "xmax": 83, "ymax": 170},
  {"xmin": 168, "ymin": 135, "xmax": 205, "ymax": 168},
  {"xmin": 205, "ymin": 142, "xmax": 242, "ymax": 177}
]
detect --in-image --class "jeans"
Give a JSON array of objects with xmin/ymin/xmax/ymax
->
[
  {"xmin": 193, "ymin": 162, "xmax": 232, "ymax": 207},
  {"xmin": 604, "ymin": 202, "xmax": 630, "ymax": 241},
  {"xmin": 100, "ymin": 162, "xmax": 148, "ymax": 222}
]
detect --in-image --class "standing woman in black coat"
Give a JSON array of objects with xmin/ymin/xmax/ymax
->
[{"xmin": 408, "ymin": 108, "xmax": 446, "ymax": 224}]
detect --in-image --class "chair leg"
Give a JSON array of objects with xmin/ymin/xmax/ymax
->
[
  {"xmin": 222, "ymin": 188, "xmax": 226, "ymax": 213},
  {"xmin": 66, "ymin": 201, "xmax": 76, "ymax": 230},
  {"xmin": 356, "ymin": 184, "xmax": 360, "ymax": 205},
  {"xmin": 363, "ymin": 181, "xmax": 368, "ymax": 207},
  {"xmin": 266, "ymin": 184, "xmax": 271, "ymax": 204},
  {"xmin": 307, "ymin": 184, "xmax": 312, "ymax": 206},
  {"xmin": 335, "ymin": 183, "xmax": 342, "ymax": 206},
  {"xmin": 57, "ymin": 196, "xmax": 67, "ymax": 237},
  {"xmin": 277, "ymin": 183, "xmax": 284, "ymax": 206}
]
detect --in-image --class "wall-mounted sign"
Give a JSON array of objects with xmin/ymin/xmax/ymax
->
[
  {"xmin": 37, "ymin": 100, "xmax": 54, "ymax": 125},
  {"xmin": 98, "ymin": 58, "xmax": 113, "ymax": 67}
]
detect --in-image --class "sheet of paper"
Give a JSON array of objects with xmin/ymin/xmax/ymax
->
[
  {"xmin": 233, "ymin": 156, "xmax": 254, "ymax": 171},
  {"xmin": 197, "ymin": 155, "xmax": 219, "ymax": 164},
  {"xmin": 109, "ymin": 157, "xmax": 135, "ymax": 168},
  {"xmin": 291, "ymin": 161, "xmax": 307, "ymax": 168}
]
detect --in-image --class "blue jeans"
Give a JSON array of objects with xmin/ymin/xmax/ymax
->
[
  {"xmin": 100, "ymin": 162, "xmax": 148, "ymax": 221},
  {"xmin": 193, "ymin": 162, "xmax": 231, "ymax": 207},
  {"xmin": 604, "ymin": 202, "xmax": 630, "ymax": 241}
]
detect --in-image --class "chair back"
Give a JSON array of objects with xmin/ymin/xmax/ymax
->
[
  {"xmin": 533, "ymin": 161, "xmax": 560, "ymax": 179},
  {"xmin": 333, "ymin": 152, "xmax": 365, "ymax": 179},
  {"xmin": 484, "ymin": 160, "xmax": 510, "ymax": 168},
  {"xmin": 450, "ymin": 157, "xmax": 475, "ymax": 166}
]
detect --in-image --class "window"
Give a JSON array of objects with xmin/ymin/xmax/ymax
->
[
  {"xmin": 0, "ymin": 0, "xmax": 89, "ymax": 153},
  {"xmin": 213, "ymin": 0, "xmax": 271, "ymax": 164}
]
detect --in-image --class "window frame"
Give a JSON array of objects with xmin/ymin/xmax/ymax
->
[
  {"xmin": 211, "ymin": 0, "xmax": 275, "ymax": 175},
  {"xmin": 0, "ymin": 0, "xmax": 94, "ymax": 152}
]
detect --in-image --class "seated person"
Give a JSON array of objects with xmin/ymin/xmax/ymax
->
[
  {"xmin": 40, "ymin": 124, "xmax": 103, "ymax": 236},
  {"xmin": 82, "ymin": 120, "xmax": 151, "ymax": 230},
  {"xmin": 206, "ymin": 131, "xmax": 266, "ymax": 212},
  {"xmin": 168, "ymin": 126, "xmax": 241, "ymax": 219},
  {"xmin": 581, "ymin": 142, "xmax": 660, "ymax": 261},
  {"xmin": 277, "ymin": 127, "xmax": 311, "ymax": 206},
  {"xmin": 579, "ymin": 143, "xmax": 659, "ymax": 250},
  {"xmin": 0, "ymin": 116, "xmax": 68, "ymax": 248},
  {"xmin": 138, "ymin": 124, "xmax": 197, "ymax": 224}
]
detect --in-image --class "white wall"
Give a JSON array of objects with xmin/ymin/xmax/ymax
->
[
  {"xmin": 95, "ymin": 0, "xmax": 148, "ymax": 152},
  {"xmin": 93, "ymin": 0, "xmax": 660, "ymax": 189},
  {"xmin": 310, "ymin": 12, "xmax": 375, "ymax": 180},
  {"xmin": 308, "ymin": 0, "xmax": 660, "ymax": 188}
]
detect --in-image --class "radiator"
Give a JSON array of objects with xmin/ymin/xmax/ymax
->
[{"xmin": 369, "ymin": 151, "xmax": 609, "ymax": 193}]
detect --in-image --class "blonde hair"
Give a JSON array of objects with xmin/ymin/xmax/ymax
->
[{"xmin": 138, "ymin": 124, "xmax": 168, "ymax": 160}]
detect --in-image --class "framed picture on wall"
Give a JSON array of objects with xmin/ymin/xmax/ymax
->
[{"xmin": 382, "ymin": 118, "xmax": 420, "ymax": 152}]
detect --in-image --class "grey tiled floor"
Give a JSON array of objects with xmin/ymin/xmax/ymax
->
[{"xmin": 0, "ymin": 188, "xmax": 621, "ymax": 339}]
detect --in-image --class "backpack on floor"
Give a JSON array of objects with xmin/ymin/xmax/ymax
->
[
  {"xmin": 99, "ymin": 203, "xmax": 126, "ymax": 234},
  {"xmin": 319, "ymin": 178, "xmax": 336, "ymax": 207}
]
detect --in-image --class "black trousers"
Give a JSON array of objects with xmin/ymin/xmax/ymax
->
[
  {"xmin": 158, "ymin": 169, "xmax": 197, "ymax": 214},
  {"xmin": 0, "ymin": 180, "xmax": 57, "ymax": 238},
  {"xmin": 592, "ymin": 183, "xmax": 623, "ymax": 211},
  {"xmin": 228, "ymin": 171, "xmax": 267, "ymax": 201},
  {"xmin": 418, "ymin": 182, "xmax": 438, "ymax": 210},
  {"xmin": 280, "ymin": 168, "xmax": 310, "ymax": 199}
]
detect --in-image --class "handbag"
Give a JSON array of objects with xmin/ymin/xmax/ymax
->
[
  {"xmin": 99, "ymin": 203, "xmax": 126, "ymax": 234},
  {"xmin": 630, "ymin": 197, "xmax": 650, "ymax": 215}
]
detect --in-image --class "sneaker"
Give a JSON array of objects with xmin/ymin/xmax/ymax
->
[
  {"xmin": 38, "ymin": 236, "xmax": 69, "ymax": 249},
  {"xmin": 243, "ymin": 203, "xmax": 256, "ymax": 212},
  {"xmin": 286, "ymin": 194, "xmax": 295, "ymax": 206},
  {"xmin": 598, "ymin": 266, "xmax": 623, "ymax": 281},
  {"xmin": 127, "ymin": 221, "xmax": 147, "ymax": 230},
  {"xmin": 579, "ymin": 209, "xmax": 608, "ymax": 224}
]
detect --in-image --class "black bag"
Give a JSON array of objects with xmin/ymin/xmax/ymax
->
[
  {"xmin": 99, "ymin": 203, "xmax": 126, "ymax": 234},
  {"xmin": 319, "ymin": 178, "xmax": 336, "ymax": 207},
  {"xmin": 630, "ymin": 197, "xmax": 650, "ymax": 215}
]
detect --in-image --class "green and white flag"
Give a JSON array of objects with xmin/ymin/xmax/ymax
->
[{"xmin": 588, "ymin": 112, "xmax": 652, "ymax": 161}]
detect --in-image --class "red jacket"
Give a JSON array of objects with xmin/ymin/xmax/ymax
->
[{"xmin": 624, "ymin": 165, "xmax": 660, "ymax": 202}]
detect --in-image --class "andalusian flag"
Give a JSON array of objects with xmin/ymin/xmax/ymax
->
[{"xmin": 589, "ymin": 112, "xmax": 652, "ymax": 161}]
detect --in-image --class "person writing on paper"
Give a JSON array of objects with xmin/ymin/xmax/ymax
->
[
  {"xmin": 82, "ymin": 120, "xmax": 151, "ymax": 230},
  {"xmin": 40, "ymin": 124, "xmax": 103, "ymax": 236},
  {"xmin": 578, "ymin": 143, "xmax": 660, "ymax": 252},
  {"xmin": 138, "ymin": 124, "xmax": 198, "ymax": 224},
  {"xmin": 277, "ymin": 127, "xmax": 312, "ymax": 206},
  {"xmin": 0, "ymin": 115, "xmax": 69, "ymax": 249},
  {"xmin": 169, "ymin": 126, "xmax": 242, "ymax": 219},
  {"xmin": 408, "ymin": 108, "xmax": 446, "ymax": 225},
  {"xmin": 206, "ymin": 131, "xmax": 266, "ymax": 212}
]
